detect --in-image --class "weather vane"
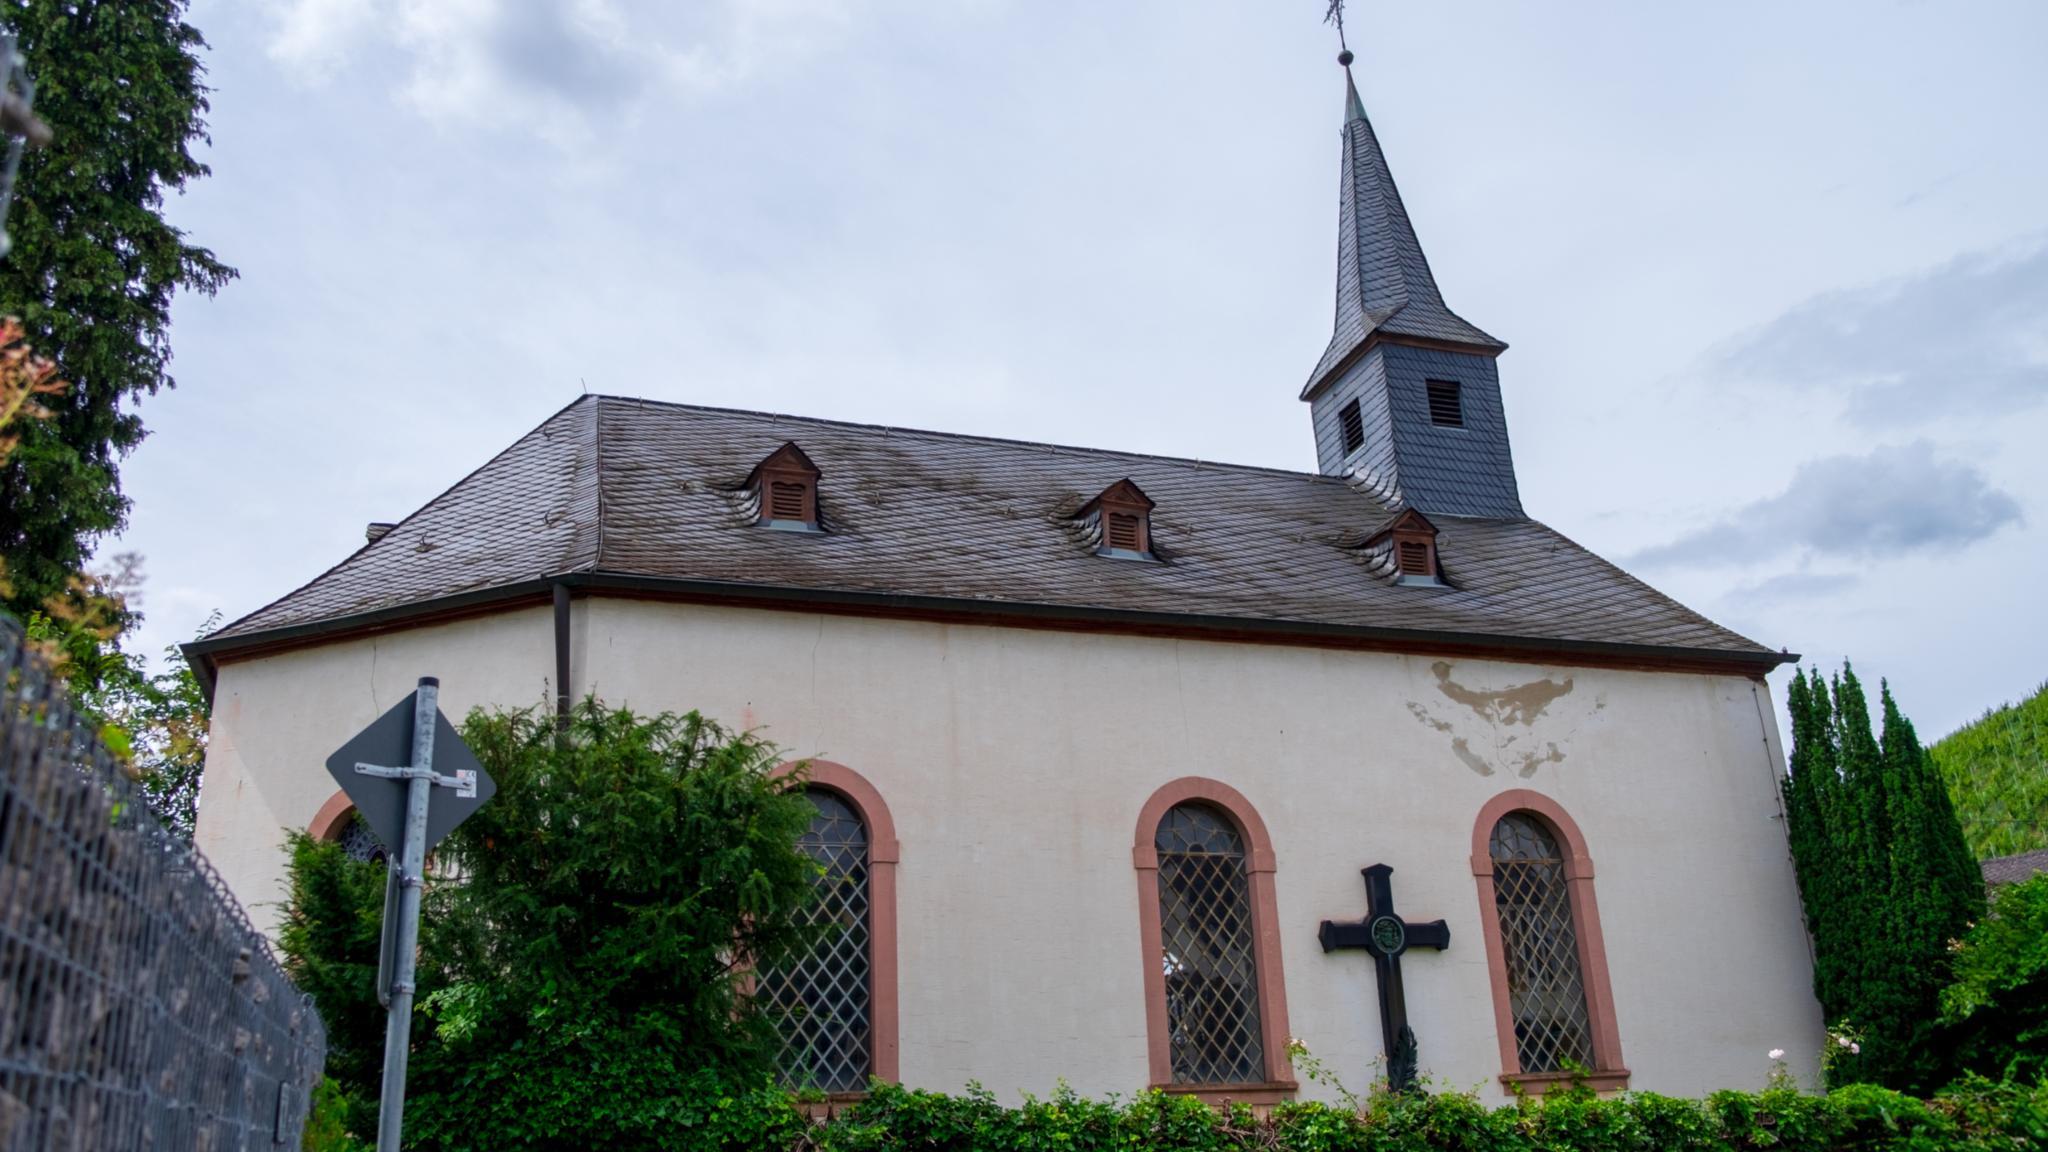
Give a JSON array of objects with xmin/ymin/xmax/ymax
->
[{"xmin": 1324, "ymin": 0, "xmax": 1354, "ymax": 67}]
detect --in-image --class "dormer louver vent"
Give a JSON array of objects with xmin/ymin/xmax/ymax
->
[
  {"xmin": 1106, "ymin": 511, "xmax": 1143, "ymax": 552},
  {"xmin": 1397, "ymin": 540, "xmax": 1430, "ymax": 576},
  {"xmin": 1081, "ymin": 479, "xmax": 1155, "ymax": 560},
  {"xmin": 1365, "ymin": 508, "xmax": 1443, "ymax": 587},
  {"xmin": 769, "ymin": 479, "xmax": 808, "ymax": 521},
  {"xmin": 748, "ymin": 442, "xmax": 822, "ymax": 531}
]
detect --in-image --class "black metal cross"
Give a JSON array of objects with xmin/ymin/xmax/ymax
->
[{"xmin": 1318, "ymin": 863, "xmax": 1450, "ymax": 1092}]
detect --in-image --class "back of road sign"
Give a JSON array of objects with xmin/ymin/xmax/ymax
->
[{"xmin": 323, "ymin": 694, "xmax": 495, "ymax": 853}]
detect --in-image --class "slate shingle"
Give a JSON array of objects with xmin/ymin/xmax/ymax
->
[
  {"xmin": 1304, "ymin": 72, "xmax": 1506, "ymax": 400},
  {"xmin": 203, "ymin": 396, "xmax": 1777, "ymax": 667}
]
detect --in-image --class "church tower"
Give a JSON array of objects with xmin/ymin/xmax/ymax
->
[{"xmin": 1303, "ymin": 59, "xmax": 1522, "ymax": 519}]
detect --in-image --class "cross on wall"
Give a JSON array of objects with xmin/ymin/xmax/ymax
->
[{"xmin": 1318, "ymin": 863, "xmax": 1450, "ymax": 1092}]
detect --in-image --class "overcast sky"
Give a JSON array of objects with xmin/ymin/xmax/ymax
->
[{"xmin": 114, "ymin": 0, "xmax": 2046, "ymax": 741}]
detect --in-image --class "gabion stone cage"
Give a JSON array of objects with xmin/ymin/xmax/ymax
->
[
  {"xmin": 0, "ymin": 615, "xmax": 326, "ymax": 1149},
  {"xmin": 1155, "ymin": 803, "xmax": 1265, "ymax": 1086},
  {"xmin": 760, "ymin": 789, "xmax": 872, "ymax": 1094},
  {"xmin": 1490, "ymin": 812, "xmax": 1594, "ymax": 1073}
]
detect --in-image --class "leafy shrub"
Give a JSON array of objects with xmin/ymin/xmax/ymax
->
[
  {"xmin": 785, "ymin": 1079, "xmax": 2048, "ymax": 1152},
  {"xmin": 279, "ymin": 699, "xmax": 821, "ymax": 1151},
  {"xmin": 1942, "ymin": 873, "xmax": 2048, "ymax": 1085}
]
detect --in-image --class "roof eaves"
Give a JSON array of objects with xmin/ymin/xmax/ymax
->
[{"xmin": 184, "ymin": 568, "xmax": 1796, "ymax": 704}]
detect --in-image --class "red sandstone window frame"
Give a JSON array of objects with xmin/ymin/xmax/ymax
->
[
  {"xmin": 309, "ymin": 790, "xmax": 355, "ymax": 842},
  {"xmin": 771, "ymin": 759, "xmax": 902, "ymax": 1092},
  {"xmin": 1132, "ymin": 777, "xmax": 1296, "ymax": 1105},
  {"xmin": 1470, "ymin": 789, "xmax": 1628, "ymax": 1093}
]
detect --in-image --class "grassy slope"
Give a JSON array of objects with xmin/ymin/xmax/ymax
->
[{"xmin": 1930, "ymin": 681, "xmax": 2048, "ymax": 860}]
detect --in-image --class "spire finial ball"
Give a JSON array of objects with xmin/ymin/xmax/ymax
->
[{"xmin": 1337, "ymin": 49, "xmax": 1354, "ymax": 66}]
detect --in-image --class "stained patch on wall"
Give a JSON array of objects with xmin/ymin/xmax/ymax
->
[
  {"xmin": 1407, "ymin": 661, "xmax": 1608, "ymax": 777},
  {"xmin": 1431, "ymin": 660, "xmax": 1573, "ymax": 724}
]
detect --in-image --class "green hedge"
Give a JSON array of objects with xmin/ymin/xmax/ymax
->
[{"xmin": 409, "ymin": 1076, "xmax": 2046, "ymax": 1152}]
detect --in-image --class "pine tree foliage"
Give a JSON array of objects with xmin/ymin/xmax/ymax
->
[
  {"xmin": 1781, "ymin": 664, "xmax": 1984, "ymax": 1093},
  {"xmin": 0, "ymin": 0, "xmax": 234, "ymax": 617},
  {"xmin": 1931, "ymin": 682, "xmax": 2048, "ymax": 860}
]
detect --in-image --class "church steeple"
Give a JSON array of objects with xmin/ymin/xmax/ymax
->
[
  {"xmin": 1307, "ymin": 61, "xmax": 1505, "ymax": 399},
  {"xmin": 1304, "ymin": 55, "xmax": 1523, "ymax": 519}
]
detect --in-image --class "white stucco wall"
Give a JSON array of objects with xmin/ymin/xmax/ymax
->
[{"xmin": 197, "ymin": 597, "xmax": 1823, "ymax": 1103}]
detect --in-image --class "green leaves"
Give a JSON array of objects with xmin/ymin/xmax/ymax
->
[
  {"xmin": 1782, "ymin": 664, "xmax": 1984, "ymax": 1093},
  {"xmin": 1940, "ymin": 875, "xmax": 2048, "ymax": 1085},
  {"xmin": 1931, "ymin": 682, "xmax": 2048, "ymax": 861},
  {"xmin": 0, "ymin": 0, "xmax": 234, "ymax": 616},
  {"xmin": 278, "ymin": 697, "xmax": 821, "ymax": 1150}
]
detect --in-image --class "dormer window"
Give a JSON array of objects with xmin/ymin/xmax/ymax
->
[
  {"xmin": 1366, "ymin": 508, "xmax": 1443, "ymax": 587},
  {"xmin": 749, "ymin": 442, "xmax": 822, "ymax": 531},
  {"xmin": 1338, "ymin": 398, "xmax": 1365, "ymax": 455},
  {"xmin": 1083, "ymin": 479, "xmax": 1155, "ymax": 559},
  {"xmin": 1426, "ymin": 380, "xmax": 1463, "ymax": 427}
]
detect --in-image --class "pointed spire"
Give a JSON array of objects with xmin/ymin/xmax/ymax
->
[{"xmin": 1303, "ymin": 57, "xmax": 1504, "ymax": 399}]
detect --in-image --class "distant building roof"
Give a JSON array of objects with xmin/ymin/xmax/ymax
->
[
  {"xmin": 1982, "ymin": 849, "xmax": 2048, "ymax": 886},
  {"xmin": 187, "ymin": 396, "xmax": 1783, "ymax": 682}
]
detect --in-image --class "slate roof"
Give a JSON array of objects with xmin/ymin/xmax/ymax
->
[
  {"xmin": 1303, "ymin": 71, "xmax": 1505, "ymax": 399},
  {"xmin": 1982, "ymin": 849, "xmax": 2048, "ymax": 887},
  {"xmin": 196, "ymin": 396, "xmax": 1779, "ymax": 671}
]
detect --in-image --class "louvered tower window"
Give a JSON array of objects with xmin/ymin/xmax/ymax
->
[
  {"xmin": 1490, "ymin": 812, "xmax": 1594, "ymax": 1074},
  {"xmin": 1154, "ymin": 803, "xmax": 1265, "ymax": 1085},
  {"xmin": 762, "ymin": 789, "xmax": 873, "ymax": 1092},
  {"xmin": 1338, "ymin": 398, "xmax": 1365, "ymax": 454},
  {"xmin": 1426, "ymin": 380, "xmax": 1464, "ymax": 427}
]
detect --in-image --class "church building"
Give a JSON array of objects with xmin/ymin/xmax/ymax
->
[{"xmin": 189, "ymin": 59, "xmax": 1824, "ymax": 1103}]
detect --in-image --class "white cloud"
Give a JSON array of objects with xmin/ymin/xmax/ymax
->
[
  {"xmin": 264, "ymin": 0, "xmax": 864, "ymax": 145},
  {"xmin": 1714, "ymin": 240, "xmax": 2048, "ymax": 426},
  {"xmin": 267, "ymin": 0, "xmax": 383, "ymax": 79},
  {"xmin": 1630, "ymin": 440, "xmax": 2022, "ymax": 569}
]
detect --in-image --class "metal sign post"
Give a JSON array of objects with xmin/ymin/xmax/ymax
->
[{"xmin": 325, "ymin": 677, "xmax": 496, "ymax": 1152}]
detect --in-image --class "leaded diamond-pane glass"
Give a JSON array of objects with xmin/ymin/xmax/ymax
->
[
  {"xmin": 1155, "ymin": 803, "xmax": 1265, "ymax": 1085},
  {"xmin": 762, "ymin": 790, "xmax": 872, "ymax": 1092},
  {"xmin": 337, "ymin": 811, "xmax": 385, "ymax": 864},
  {"xmin": 1491, "ymin": 813, "xmax": 1593, "ymax": 1073}
]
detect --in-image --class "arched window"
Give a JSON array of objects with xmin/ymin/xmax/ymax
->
[
  {"xmin": 1133, "ymin": 778, "xmax": 1294, "ymax": 1103},
  {"xmin": 309, "ymin": 791, "xmax": 384, "ymax": 864},
  {"xmin": 1471, "ymin": 790, "xmax": 1627, "ymax": 1092},
  {"xmin": 763, "ymin": 762, "xmax": 900, "ymax": 1094},
  {"xmin": 763, "ymin": 789, "xmax": 872, "ymax": 1092}
]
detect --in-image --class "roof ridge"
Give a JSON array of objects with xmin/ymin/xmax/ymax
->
[{"xmin": 589, "ymin": 394, "xmax": 1370, "ymax": 488}]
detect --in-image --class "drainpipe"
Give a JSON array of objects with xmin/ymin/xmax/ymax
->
[{"xmin": 553, "ymin": 582, "xmax": 572, "ymax": 740}]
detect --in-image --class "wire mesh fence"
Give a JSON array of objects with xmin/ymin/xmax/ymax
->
[{"xmin": 0, "ymin": 615, "xmax": 326, "ymax": 1150}]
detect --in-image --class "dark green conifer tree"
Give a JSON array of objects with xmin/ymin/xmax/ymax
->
[
  {"xmin": 0, "ymin": 0, "xmax": 233, "ymax": 617},
  {"xmin": 1782, "ymin": 663, "xmax": 1984, "ymax": 1091}
]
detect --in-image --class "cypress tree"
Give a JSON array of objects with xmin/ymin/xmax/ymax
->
[{"xmin": 1782, "ymin": 663, "xmax": 1983, "ymax": 1091}]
